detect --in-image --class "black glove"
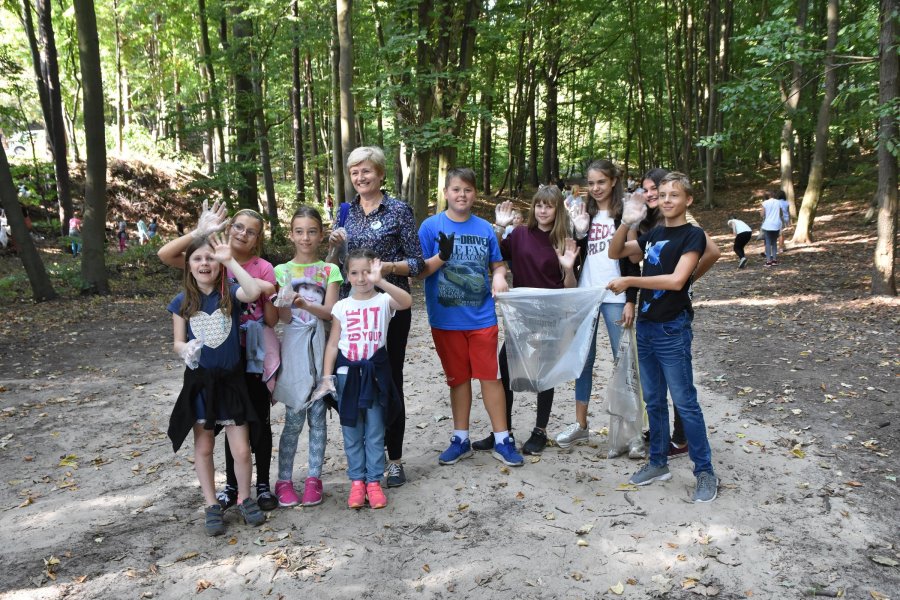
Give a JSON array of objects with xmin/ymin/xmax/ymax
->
[{"xmin": 438, "ymin": 231, "xmax": 455, "ymax": 261}]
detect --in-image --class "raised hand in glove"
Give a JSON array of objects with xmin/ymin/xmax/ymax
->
[
  {"xmin": 192, "ymin": 199, "xmax": 227, "ymax": 239},
  {"xmin": 438, "ymin": 231, "xmax": 455, "ymax": 261},
  {"xmin": 274, "ymin": 284, "xmax": 298, "ymax": 308},
  {"xmin": 621, "ymin": 196, "xmax": 648, "ymax": 229},
  {"xmin": 494, "ymin": 201, "xmax": 515, "ymax": 227},
  {"xmin": 569, "ymin": 202, "xmax": 591, "ymax": 238},
  {"xmin": 180, "ymin": 338, "xmax": 204, "ymax": 369}
]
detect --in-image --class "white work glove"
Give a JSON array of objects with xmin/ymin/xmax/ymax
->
[
  {"xmin": 192, "ymin": 199, "xmax": 227, "ymax": 239},
  {"xmin": 180, "ymin": 338, "xmax": 204, "ymax": 369},
  {"xmin": 569, "ymin": 202, "xmax": 591, "ymax": 239},
  {"xmin": 494, "ymin": 201, "xmax": 514, "ymax": 227},
  {"xmin": 621, "ymin": 195, "xmax": 648, "ymax": 230}
]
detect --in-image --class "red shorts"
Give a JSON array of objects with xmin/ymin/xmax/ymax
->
[{"xmin": 431, "ymin": 326, "xmax": 500, "ymax": 387}]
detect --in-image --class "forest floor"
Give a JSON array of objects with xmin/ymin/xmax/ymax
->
[{"xmin": 0, "ymin": 173, "xmax": 898, "ymax": 600}]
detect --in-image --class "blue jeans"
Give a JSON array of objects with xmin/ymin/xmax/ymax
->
[
  {"xmin": 636, "ymin": 311, "xmax": 713, "ymax": 475},
  {"xmin": 336, "ymin": 374, "xmax": 386, "ymax": 483},
  {"xmin": 575, "ymin": 302, "xmax": 625, "ymax": 403}
]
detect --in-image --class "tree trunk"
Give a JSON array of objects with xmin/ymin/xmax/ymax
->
[
  {"xmin": 36, "ymin": 0, "xmax": 73, "ymax": 235},
  {"xmin": 780, "ymin": 0, "xmax": 809, "ymax": 216},
  {"xmin": 336, "ymin": 0, "xmax": 355, "ymax": 202},
  {"xmin": 73, "ymin": 0, "xmax": 109, "ymax": 295},
  {"xmin": 291, "ymin": 0, "xmax": 306, "ymax": 205},
  {"xmin": 113, "ymin": 0, "xmax": 124, "ymax": 154},
  {"xmin": 305, "ymin": 52, "xmax": 322, "ymax": 204},
  {"xmin": 21, "ymin": 0, "xmax": 53, "ymax": 157},
  {"xmin": 0, "ymin": 145, "xmax": 56, "ymax": 301},
  {"xmin": 231, "ymin": 6, "xmax": 259, "ymax": 210},
  {"xmin": 704, "ymin": 0, "xmax": 720, "ymax": 209},
  {"xmin": 793, "ymin": 0, "xmax": 839, "ymax": 245},
  {"xmin": 197, "ymin": 0, "xmax": 227, "ymax": 187},
  {"xmin": 330, "ymin": 7, "xmax": 346, "ymax": 204},
  {"xmin": 480, "ymin": 84, "xmax": 494, "ymax": 193},
  {"xmin": 252, "ymin": 59, "xmax": 277, "ymax": 232},
  {"xmin": 872, "ymin": 0, "xmax": 897, "ymax": 295}
]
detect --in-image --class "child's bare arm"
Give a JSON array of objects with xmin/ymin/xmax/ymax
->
[
  {"xmin": 694, "ymin": 231, "xmax": 720, "ymax": 281},
  {"xmin": 607, "ymin": 251, "xmax": 701, "ymax": 294},
  {"xmin": 491, "ymin": 261, "xmax": 508, "ymax": 296},
  {"xmin": 172, "ymin": 313, "xmax": 188, "ymax": 355},
  {"xmin": 322, "ymin": 320, "xmax": 341, "ymax": 378},
  {"xmin": 608, "ymin": 223, "xmax": 643, "ymax": 259}
]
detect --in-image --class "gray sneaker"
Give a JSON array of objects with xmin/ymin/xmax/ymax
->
[
  {"xmin": 556, "ymin": 422, "xmax": 589, "ymax": 449},
  {"xmin": 694, "ymin": 471, "xmax": 719, "ymax": 503},
  {"xmin": 628, "ymin": 463, "xmax": 672, "ymax": 486}
]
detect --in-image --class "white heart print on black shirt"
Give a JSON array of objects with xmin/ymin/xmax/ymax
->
[{"xmin": 189, "ymin": 309, "xmax": 231, "ymax": 348}]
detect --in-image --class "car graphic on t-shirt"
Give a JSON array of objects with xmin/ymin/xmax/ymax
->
[{"xmin": 443, "ymin": 263, "xmax": 486, "ymax": 295}]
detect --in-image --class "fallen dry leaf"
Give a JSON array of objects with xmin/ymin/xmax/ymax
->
[
  {"xmin": 609, "ymin": 581, "xmax": 625, "ymax": 594},
  {"xmin": 196, "ymin": 579, "xmax": 213, "ymax": 592},
  {"xmin": 422, "ymin": 564, "xmax": 430, "ymax": 573},
  {"xmin": 515, "ymin": 491, "xmax": 525, "ymax": 500},
  {"xmin": 575, "ymin": 523, "xmax": 593, "ymax": 535},
  {"xmin": 845, "ymin": 481, "xmax": 864, "ymax": 488}
]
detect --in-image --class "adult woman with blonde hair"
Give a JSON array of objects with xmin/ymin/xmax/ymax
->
[{"xmin": 326, "ymin": 146, "xmax": 425, "ymax": 487}]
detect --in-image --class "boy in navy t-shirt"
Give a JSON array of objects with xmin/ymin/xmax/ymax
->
[{"xmin": 607, "ymin": 172, "xmax": 718, "ymax": 503}]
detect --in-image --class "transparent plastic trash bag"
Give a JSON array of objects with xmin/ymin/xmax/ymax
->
[
  {"xmin": 496, "ymin": 287, "xmax": 605, "ymax": 393},
  {"xmin": 606, "ymin": 328, "xmax": 646, "ymax": 458}
]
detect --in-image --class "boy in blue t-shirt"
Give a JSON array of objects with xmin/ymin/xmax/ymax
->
[
  {"xmin": 607, "ymin": 172, "xmax": 718, "ymax": 503},
  {"xmin": 418, "ymin": 167, "xmax": 524, "ymax": 468}
]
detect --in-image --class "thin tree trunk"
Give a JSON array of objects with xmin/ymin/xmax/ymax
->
[
  {"xmin": 704, "ymin": 0, "xmax": 720, "ymax": 209},
  {"xmin": 113, "ymin": 0, "xmax": 124, "ymax": 153},
  {"xmin": 252, "ymin": 60, "xmax": 277, "ymax": 231},
  {"xmin": 330, "ymin": 7, "xmax": 345, "ymax": 204},
  {"xmin": 336, "ymin": 0, "xmax": 355, "ymax": 202},
  {"xmin": 305, "ymin": 52, "xmax": 322, "ymax": 204},
  {"xmin": 793, "ymin": 0, "xmax": 839, "ymax": 245},
  {"xmin": 872, "ymin": 0, "xmax": 897, "ymax": 295},
  {"xmin": 780, "ymin": 0, "xmax": 809, "ymax": 217},
  {"xmin": 291, "ymin": 0, "xmax": 305, "ymax": 205},
  {"xmin": 21, "ymin": 0, "xmax": 53, "ymax": 157},
  {"xmin": 73, "ymin": 0, "xmax": 108, "ymax": 295},
  {"xmin": 231, "ymin": 6, "xmax": 259, "ymax": 210},
  {"xmin": 0, "ymin": 145, "xmax": 56, "ymax": 301},
  {"xmin": 36, "ymin": 0, "xmax": 73, "ymax": 235},
  {"xmin": 197, "ymin": 0, "xmax": 227, "ymax": 189}
]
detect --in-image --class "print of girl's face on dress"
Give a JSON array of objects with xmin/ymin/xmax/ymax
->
[{"xmin": 292, "ymin": 279, "xmax": 325, "ymax": 322}]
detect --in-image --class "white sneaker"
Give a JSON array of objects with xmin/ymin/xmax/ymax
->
[{"xmin": 556, "ymin": 422, "xmax": 589, "ymax": 449}]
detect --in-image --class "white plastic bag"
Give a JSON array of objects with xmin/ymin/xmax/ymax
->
[
  {"xmin": 606, "ymin": 328, "xmax": 646, "ymax": 458},
  {"xmin": 496, "ymin": 287, "xmax": 606, "ymax": 393}
]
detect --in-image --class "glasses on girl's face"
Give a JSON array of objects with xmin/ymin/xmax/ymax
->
[{"xmin": 231, "ymin": 222, "xmax": 259, "ymax": 238}]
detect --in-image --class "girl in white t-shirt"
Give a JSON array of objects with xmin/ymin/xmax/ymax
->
[
  {"xmin": 319, "ymin": 248, "xmax": 412, "ymax": 509},
  {"xmin": 560, "ymin": 159, "xmax": 639, "ymax": 451}
]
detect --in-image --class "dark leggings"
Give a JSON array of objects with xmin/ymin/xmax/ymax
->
[
  {"xmin": 498, "ymin": 343, "xmax": 555, "ymax": 431},
  {"xmin": 226, "ymin": 371, "xmax": 272, "ymax": 489},
  {"xmin": 733, "ymin": 231, "xmax": 752, "ymax": 259},
  {"xmin": 385, "ymin": 307, "xmax": 412, "ymax": 461}
]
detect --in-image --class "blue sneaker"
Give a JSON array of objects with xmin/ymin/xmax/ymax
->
[
  {"xmin": 492, "ymin": 436, "xmax": 524, "ymax": 467},
  {"xmin": 438, "ymin": 436, "xmax": 473, "ymax": 465}
]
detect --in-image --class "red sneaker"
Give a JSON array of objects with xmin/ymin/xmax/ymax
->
[
  {"xmin": 668, "ymin": 442, "xmax": 689, "ymax": 458},
  {"xmin": 348, "ymin": 480, "xmax": 366, "ymax": 509},
  {"xmin": 366, "ymin": 481, "xmax": 387, "ymax": 509},
  {"xmin": 275, "ymin": 480, "xmax": 300, "ymax": 507},
  {"xmin": 301, "ymin": 476, "xmax": 323, "ymax": 506}
]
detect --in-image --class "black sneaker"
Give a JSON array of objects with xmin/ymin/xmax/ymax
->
[
  {"xmin": 471, "ymin": 434, "xmax": 494, "ymax": 451},
  {"xmin": 256, "ymin": 483, "xmax": 278, "ymax": 511},
  {"xmin": 205, "ymin": 504, "xmax": 225, "ymax": 537},
  {"xmin": 216, "ymin": 485, "xmax": 237, "ymax": 510},
  {"xmin": 472, "ymin": 432, "xmax": 515, "ymax": 452},
  {"xmin": 386, "ymin": 462, "xmax": 407, "ymax": 488},
  {"xmin": 522, "ymin": 428, "xmax": 548, "ymax": 455},
  {"xmin": 239, "ymin": 497, "xmax": 266, "ymax": 527}
]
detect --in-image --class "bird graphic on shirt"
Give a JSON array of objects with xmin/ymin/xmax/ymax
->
[{"xmin": 645, "ymin": 240, "xmax": 669, "ymax": 265}]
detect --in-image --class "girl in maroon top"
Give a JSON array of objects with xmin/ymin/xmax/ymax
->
[{"xmin": 473, "ymin": 186, "xmax": 579, "ymax": 455}]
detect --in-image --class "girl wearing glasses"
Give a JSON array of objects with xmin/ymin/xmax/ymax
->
[{"xmin": 158, "ymin": 202, "xmax": 280, "ymax": 513}]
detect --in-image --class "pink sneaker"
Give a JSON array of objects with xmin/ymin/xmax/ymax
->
[
  {"xmin": 348, "ymin": 480, "xmax": 366, "ymax": 509},
  {"xmin": 366, "ymin": 481, "xmax": 387, "ymax": 509},
  {"xmin": 301, "ymin": 477, "xmax": 323, "ymax": 506},
  {"xmin": 275, "ymin": 480, "xmax": 300, "ymax": 507}
]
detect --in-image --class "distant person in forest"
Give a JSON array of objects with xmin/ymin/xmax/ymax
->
[
  {"xmin": 69, "ymin": 210, "xmax": 82, "ymax": 257},
  {"xmin": 149, "ymin": 217, "xmax": 159, "ymax": 239},
  {"xmin": 158, "ymin": 201, "xmax": 280, "ymax": 514},
  {"xmin": 166, "ymin": 232, "xmax": 267, "ymax": 535},
  {"xmin": 776, "ymin": 190, "xmax": 791, "ymax": 252},
  {"xmin": 325, "ymin": 194, "xmax": 335, "ymax": 221},
  {"xmin": 608, "ymin": 172, "xmax": 718, "ymax": 503},
  {"xmin": 727, "ymin": 218, "xmax": 752, "ymax": 269},
  {"xmin": 136, "ymin": 216, "xmax": 150, "ymax": 246},
  {"xmin": 176, "ymin": 220, "xmax": 185, "ymax": 236},
  {"xmin": 417, "ymin": 166, "xmax": 524, "ymax": 468},
  {"xmin": 760, "ymin": 192, "xmax": 784, "ymax": 267},
  {"xmin": 117, "ymin": 217, "xmax": 128, "ymax": 253}
]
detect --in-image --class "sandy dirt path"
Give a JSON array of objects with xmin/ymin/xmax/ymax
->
[{"xmin": 0, "ymin": 288, "xmax": 897, "ymax": 600}]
